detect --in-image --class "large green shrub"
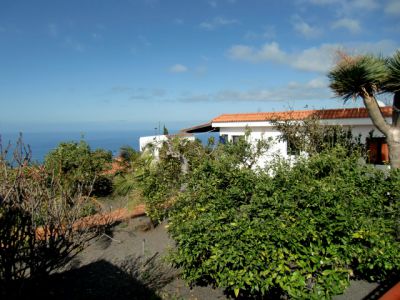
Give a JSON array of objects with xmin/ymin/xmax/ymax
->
[
  {"xmin": 168, "ymin": 146, "xmax": 400, "ymax": 299},
  {"xmin": 44, "ymin": 140, "xmax": 112, "ymax": 197},
  {"xmin": 138, "ymin": 137, "xmax": 210, "ymax": 222}
]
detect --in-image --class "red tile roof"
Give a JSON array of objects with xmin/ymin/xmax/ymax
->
[{"xmin": 212, "ymin": 107, "xmax": 393, "ymax": 123}]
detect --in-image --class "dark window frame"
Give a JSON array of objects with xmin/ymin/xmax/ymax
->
[
  {"xmin": 219, "ymin": 134, "xmax": 228, "ymax": 144},
  {"xmin": 232, "ymin": 135, "xmax": 244, "ymax": 144},
  {"xmin": 287, "ymin": 140, "xmax": 300, "ymax": 156}
]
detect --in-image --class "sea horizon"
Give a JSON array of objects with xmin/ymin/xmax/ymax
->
[{"xmin": 0, "ymin": 129, "xmax": 218, "ymax": 163}]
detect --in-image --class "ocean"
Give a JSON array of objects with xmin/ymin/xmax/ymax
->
[{"xmin": 0, "ymin": 130, "xmax": 218, "ymax": 163}]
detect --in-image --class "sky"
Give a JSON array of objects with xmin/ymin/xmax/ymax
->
[{"xmin": 0, "ymin": 0, "xmax": 399, "ymax": 132}]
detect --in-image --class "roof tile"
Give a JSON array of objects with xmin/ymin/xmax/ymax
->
[{"xmin": 212, "ymin": 107, "xmax": 393, "ymax": 123}]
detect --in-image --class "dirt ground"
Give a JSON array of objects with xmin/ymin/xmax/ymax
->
[
  {"xmin": 14, "ymin": 216, "xmax": 227, "ymax": 300},
  {"xmin": 67, "ymin": 216, "xmax": 228, "ymax": 300},
  {"xmin": 13, "ymin": 215, "xmax": 396, "ymax": 300}
]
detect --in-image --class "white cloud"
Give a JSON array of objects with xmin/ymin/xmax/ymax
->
[
  {"xmin": 227, "ymin": 40, "xmax": 399, "ymax": 73},
  {"xmin": 291, "ymin": 44, "xmax": 339, "ymax": 72},
  {"xmin": 344, "ymin": 39, "xmax": 399, "ymax": 56},
  {"xmin": 244, "ymin": 25, "xmax": 276, "ymax": 40},
  {"xmin": 385, "ymin": 0, "xmax": 400, "ymax": 15},
  {"xmin": 199, "ymin": 17, "xmax": 239, "ymax": 30},
  {"xmin": 108, "ymin": 86, "xmax": 167, "ymax": 101},
  {"xmin": 179, "ymin": 78, "xmax": 332, "ymax": 103},
  {"xmin": 331, "ymin": 18, "xmax": 361, "ymax": 33},
  {"xmin": 306, "ymin": 77, "xmax": 328, "ymax": 89},
  {"xmin": 169, "ymin": 64, "xmax": 188, "ymax": 73},
  {"xmin": 208, "ymin": 1, "xmax": 217, "ymax": 7},
  {"xmin": 292, "ymin": 16, "xmax": 323, "ymax": 38},
  {"xmin": 304, "ymin": 0, "xmax": 379, "ymax": 14},
  {"xmin": 228, "ymin": 42, "xmax": 287, "ymax": 63},
  {"xmin": 350, "ymin": 0, "xmax": 379, "ymax": 10}
]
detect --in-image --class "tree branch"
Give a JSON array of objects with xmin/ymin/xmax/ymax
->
[{"xmin": 361, "ymin": 88, "xmax": 391, "ymax": 136}]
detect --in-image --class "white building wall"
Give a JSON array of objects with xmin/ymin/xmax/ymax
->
[
  {"xmin": 139, "ymin": 135, "xmax": 167, "ymax": 152},
  {"xmin": 139, "ymin": 134, "xmax": 195, "ymax": 158},
  {"xmin": 219, "ymin": 126, "xmax": 287, "ymax": 168},
  {"xmin": 217, "ymin": 118, "xmax": 390, "ymax": 169}
]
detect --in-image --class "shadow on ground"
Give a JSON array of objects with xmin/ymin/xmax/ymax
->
[{"xmin": 8, "ymin": 255, "xmax": 175, "ymax": 300}]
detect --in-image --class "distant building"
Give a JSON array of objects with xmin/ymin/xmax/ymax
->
[
  {"xmin": 181, "ymin": 107, "xmax": 392, "ymax": 168},
  {"xmin": 139, "ymin": 133, "xmax": 195, "ymax": 158}
]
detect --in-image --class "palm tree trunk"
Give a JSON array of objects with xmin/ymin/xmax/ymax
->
[
  {"xmin": 361, "ymin": 91, "xmax": 391, "ymax": 136},
  {"xmin": 360, "ymin": 91, "xmax": 400, "ymax": 169},
  {"xmin": 387, "ymin": 134, "xmax": 400, "ymax": 169},
  {"xmin": 388, "ymin": 91, "xmax": 400, "ymax": 169}
]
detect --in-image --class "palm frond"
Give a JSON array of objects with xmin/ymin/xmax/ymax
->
[
  {"xmin": 384, "ymin": 50, "xmax": 400, "ymax": 93},
  {"xmin": 113, "ymin": 173, "xmax": 136, "ymax": 196},
  {"xmin": 328, "ymin": 54, "xmax": 388, "ymax": 101}
]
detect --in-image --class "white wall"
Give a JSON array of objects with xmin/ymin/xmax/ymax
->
[
  {"xmin": 139, "ymin": 135, "xmax": 168, "ymax": 152},
  {"xmin": 217, "ymin": 118, "xmax": 389, "ymax": 169},
  {"xmin": 219, "ymin": 126, "xmax": 286, "ymax": 168},
  {"xmin": 139, "ymin": 134, "xmax": 195, "ymax": 158}
]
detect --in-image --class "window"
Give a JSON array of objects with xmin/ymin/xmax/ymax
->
[
  {"xmin": 219, "ymin": 134, "xmax": 228, "ymax": 144},
  {"xmin": 232, "ymin": 135, "xmax": 244, "ymax": 144},
  {"xmin": 366, "ymin": 137, "xmax": 389, "ymax": 165},
  {"xmin": 287, "ymin": 140, "xmax": 300, "ymax": 156}
]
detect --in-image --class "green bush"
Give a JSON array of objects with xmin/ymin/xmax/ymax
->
[
  {"xmin": 92, "ymin": 175, "xmax": 113, "ymax": 197},
  {"xmin": 271, "ymin": 115, "xmax": 364, "ymax": 157},
  {"xmin": 44, "ymin": 140, "xmax": 112, "ymax": 197},
  {"xmin": 168, "ymin": 146, "xmax": 400, "ymax": 299},
  {"xmin": 138, "ymin": 143, "xmax": 185, "ymax": 222},
  {"xmin": 138, "ymin": 137, "xmax": 209, "ymax": 222},
  {"xmin": 0, "ymin": 137, "xmax": 108, "ymax": 297}
]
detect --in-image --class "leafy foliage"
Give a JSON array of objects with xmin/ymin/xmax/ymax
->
[
  {"xmin": 138, "ymin": 137, "xmax": 208, "ymax": 221},
  {"xmin": 384, "ymin": 50, "xmax": 400, "ymax": 93},
  {"xmin": 328, "ymin": 54, "xmax": 388, "ymax": 101},
  {"xmin": 168, "ymin": 144, "xmax": 400, "ymax": 299},
  {"xmin": 0, "ymin": 137, "xmax": 109, "ymax": 297},
  {"xmin": 119, "ymin": 145, "xmax": 140, "ymax": 165},
  {"xmin": 44, "ymin": 140, "xmax": 112, "ymax": 197},
  {"xmin": 138, "ymin": 132, "xmax": 270, "ymax": 222},
  {"xmin": 272, "ymin": 115, "xmax": 364, "ymax": 157}
]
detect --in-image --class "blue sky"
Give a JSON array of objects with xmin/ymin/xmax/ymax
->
[{"xmin": 1, "ymin": 0, "xmax": 399, "ymax": 132}]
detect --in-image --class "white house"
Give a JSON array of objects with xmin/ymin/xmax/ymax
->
[
  {"xmin": 181, "ymin": 106, "xmax": 393, "ymax": 168},
  {"xmin": 139, "ymin": 133, "xmax": 195, "ymax": 158}
]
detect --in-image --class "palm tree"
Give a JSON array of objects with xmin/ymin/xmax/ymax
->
[{"xmin": 328, "ymin": 51, "xmax": 400, "ymax": 169}]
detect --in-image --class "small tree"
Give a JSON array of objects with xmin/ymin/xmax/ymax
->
[
  {"xmin": 138, "ymin": 136, "xmax": 206, "ymax": 221},
  {"xmin": 0, "ymin": 137, "xmax": 109, "ymax": 297},
  {"xmin": 271, "ymin": 115, "xmax": 364, "ymax": 157},
  {"xmin": 44, "ymin": 140, "xmax": 112, "ymax": 197},
  {"xmin": 163, "ymin": 125, "xmax": 169, "ymax": 135},
  {"xmin": 328, "ymin": 51, "xmax": 400, "ymax": 169}
]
